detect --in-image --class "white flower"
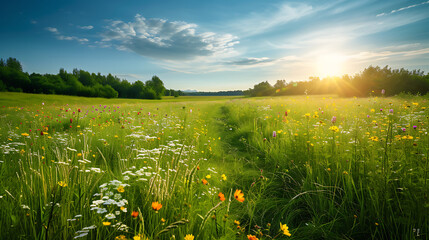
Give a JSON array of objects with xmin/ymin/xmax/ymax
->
[{"xmin": 105, "ymin": 213, "xmax": 116, "ymax": 219}]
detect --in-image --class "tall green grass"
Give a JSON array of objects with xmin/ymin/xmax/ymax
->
[{"xmin": 0, "ymin": 93, "xmax": 427, "ymax": 239}]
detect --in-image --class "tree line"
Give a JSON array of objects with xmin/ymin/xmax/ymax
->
[
  {"xmin": 245, "ymin": 66, "xmax": 429, "ymax": 97},
  {"xmin": 0, "ymin": 57, "xmax": 170, "ymax": 99}
]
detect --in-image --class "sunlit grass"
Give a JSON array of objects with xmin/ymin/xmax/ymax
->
[{"xmin": 0, "ymin": 93, "xmax": 427, "ymax": 239}]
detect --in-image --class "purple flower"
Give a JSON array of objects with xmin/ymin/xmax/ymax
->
[
  {"xmin": 413, "ymin": 125, "xmax": 417, "ymax": 130},
  {"xmin": 389, "ymin": 109, "xmax": 393, "ymax": 113},
  {"xmin": 380, "ymin": 109, "xmax": 383, "ymax": 112},
  {"xmin": 272, "ymin": 131, "xmax": 277, "ymax": 138},
  {"xmin": 331, "ymin": 116, "xmax": 337, "ymax": 124},
  {"xmin": 402, "ymin": 128, "xmax": 406, "ymax": 132},
  {"xmin": 381, "ymin": 89, "xmax": 385, "ymax": 95},
  {"xmin": 367, "ymin": 115, "xmax": 370, "ymax": 118}
]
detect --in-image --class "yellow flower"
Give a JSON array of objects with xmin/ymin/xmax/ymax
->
[
  {"xmin": 205, "ymin": 174, "xmax": 211, "ymax": 179},
  {"xmin": 58, "ymin": 181, "xmax": 67, "ymax": 187},
  {"xmin": 329, "ymin": 126, "xmax": 339, "ymax": 133},
  {"xmin": 221, "ymin": 174, "xmax": 227, "ymax": 181},
  {"xmin": 117, "ymin": 185, "xmax": 125, "ymax": 193},
  {"xmin": 21, "ymin": 133, "xmax": 29, "ymax": 137},
  {"xmin": 184, "ymin": 234, "xmax": 194, "ymax": 240},
  {"xmin": 103, "ymin": 222, "xmax": 111, "ymax": 226},
  {"xmin": 280, "ymin": 222, "xmax": 291, "ymax": 236},
  {"xmin": 234, "ymin": 220, "xmax": 240, "ymax": 225},
  {"xmin": 77, "ymin": 153, "xmax": 82, "ymax": 157}
]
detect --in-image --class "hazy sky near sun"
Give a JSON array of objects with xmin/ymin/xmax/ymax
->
[{"xmin": 1, "ymin": 0, "xmax": 429, "ymax": 91}]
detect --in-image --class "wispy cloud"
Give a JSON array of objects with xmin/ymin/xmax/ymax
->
[
  {"xmin": 45, "ymin": 27, "xmax": 58, "ymax": 33},
  {"xmin": 77, "ymin": 25, "xmax": 94, "ymax": 30},
  {"xmin": 229, "ymin": 3, "xmax": 314, "ymax": 37},
  {"xmin": 101, "ymin": 14, "xmax": 239, "ymax": 61},
  {"xmin": 377, "ymin": 0, "xmax": 429, "ymax": 17},
  {"xmin": 45, "ymin": 27, "xmax": 89, "ymax": 44},
  {"xmin": 227, "ymin": 57, "xmax": 274, "ymax": 66},
  {"xmin": 350, "ymin": 47, "xmax": 429, "ymax": 61}
]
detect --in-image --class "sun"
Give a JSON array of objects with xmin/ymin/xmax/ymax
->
[{"xmin": 316, "ymin": 53, "xmax": 346, "ymax": 78}]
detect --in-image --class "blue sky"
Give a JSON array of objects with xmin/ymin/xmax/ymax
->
[{"xmin": 1, "ymin": 0, "xmax": 429, "ymax": 91}]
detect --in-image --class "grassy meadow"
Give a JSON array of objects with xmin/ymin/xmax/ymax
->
[{"xmin": 0, "ymin": 92, "xmax": 428, "ymax": 240}]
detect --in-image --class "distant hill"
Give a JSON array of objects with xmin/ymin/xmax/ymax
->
[{"xmin": 184, "ymin": 90, "xmax": 244, "ymax": 96}]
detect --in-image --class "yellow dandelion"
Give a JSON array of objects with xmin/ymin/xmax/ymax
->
[
  {"xmin": 184, "ymin": 234, "xmax": 194, "ymax": 240},
  {"xmin": 58, "ymin": 181, "xmax": 67, "ymax": 187}
]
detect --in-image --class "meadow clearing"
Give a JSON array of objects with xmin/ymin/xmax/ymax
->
[{"xmin": 0, "ymin": 92, "xmax": 428, "ymax": 240}]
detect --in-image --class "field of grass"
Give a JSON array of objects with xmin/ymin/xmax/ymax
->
[{"xmin": 0, "ymin": 93, "xmax": 428, "ymax": 239}]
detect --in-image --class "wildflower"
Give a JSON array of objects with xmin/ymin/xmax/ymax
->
[
  {"xmin": 117, "ymin": 186, "xmax": 125, "ymax": 193},
  {"xmin": 370, "ymin": 109, "xmax": 375, "ymax": 113},
  {"xmin": 234, "ymin": 220, "xmax": 240, "ymax": 225},
  {"xmin": 201, "ymin": 179, "xmax": 208, "ymax": 185},
  {"xmin": 184, "ymin": 234, "xmax": 194, "ymax": 240},
  {"xmin": 331, "ymin": 116, "xmax": 336, "ymax": 124},
  {"xmin": 234, "ymin": 189, "xmax": 245, "ymax": 202},
  {"xmin": 152, "ymin": 201, "xmax": 162, "ymax": 211},
  {"xmin": 280, "ymin": 222, "xmax": 292, "ymax": 236},
  {"xmin": 247, "ymin": 235, "xmax": 259, "ymax": 240},
  {"xmin": 206, "ymin": 174, "xmax": 211, "ymax": 179},
  {"xmin": 381, "ymin": 89, "xmax": 385, "ymax": 95},
  {"xmin": 221, "ymin": 174, "xmax": 227, "ymax": 181},
  {"xmin": 389, "ymin": 109, "xmax": 394, "ymax": 113},
  {"xmin": 285, "ymin": 111, "xmax": 288, "ymax": 116},
  {"xmin": 103, "ymin": 222, "xmax": 111, "ymax": 226},
  {"xmin": 218, "ymin": 192, "xmax": 225, "ymax": 201},
  {"xmin": 413, "ymin": 125, "xmax": 417, "ymax": 130},
  {"xmin": 21, "ymin": 133, "xmax": 29, "ymax": 137},
  {"xmin": 161, "ymin": 218, "xmax": 166, "ymax": 223},
  {"xmin": 105, "ymin": 213, "xmax": 116, "ymax": 219},
  {"xmin": 58, "ymin": 181, "xmax": 67, "ymax": 187},
  {"xmin": 70, "ymin": 118, "xmax": 73, "ymax": 123},
  {"xmin": 329, "ymin": 126, "xmax": 339, "ymax": 133},
  {"xmin": 304, "ymin": 113, "xmax": 311, "ymax": 118},
  {"xmin": 115, "ymin": 236, "xmax": 126, "ymax": 240},
  {"xmin": 131, "ymin": 211, "xmax": 139, "ymax": 218},
  {"xmin": 272, "ymin": 131, "xmax": 277, "ymax": 137},
  {"xmin": 77, "ymin": 153, "xmax": 82, "ymax": 157}
]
